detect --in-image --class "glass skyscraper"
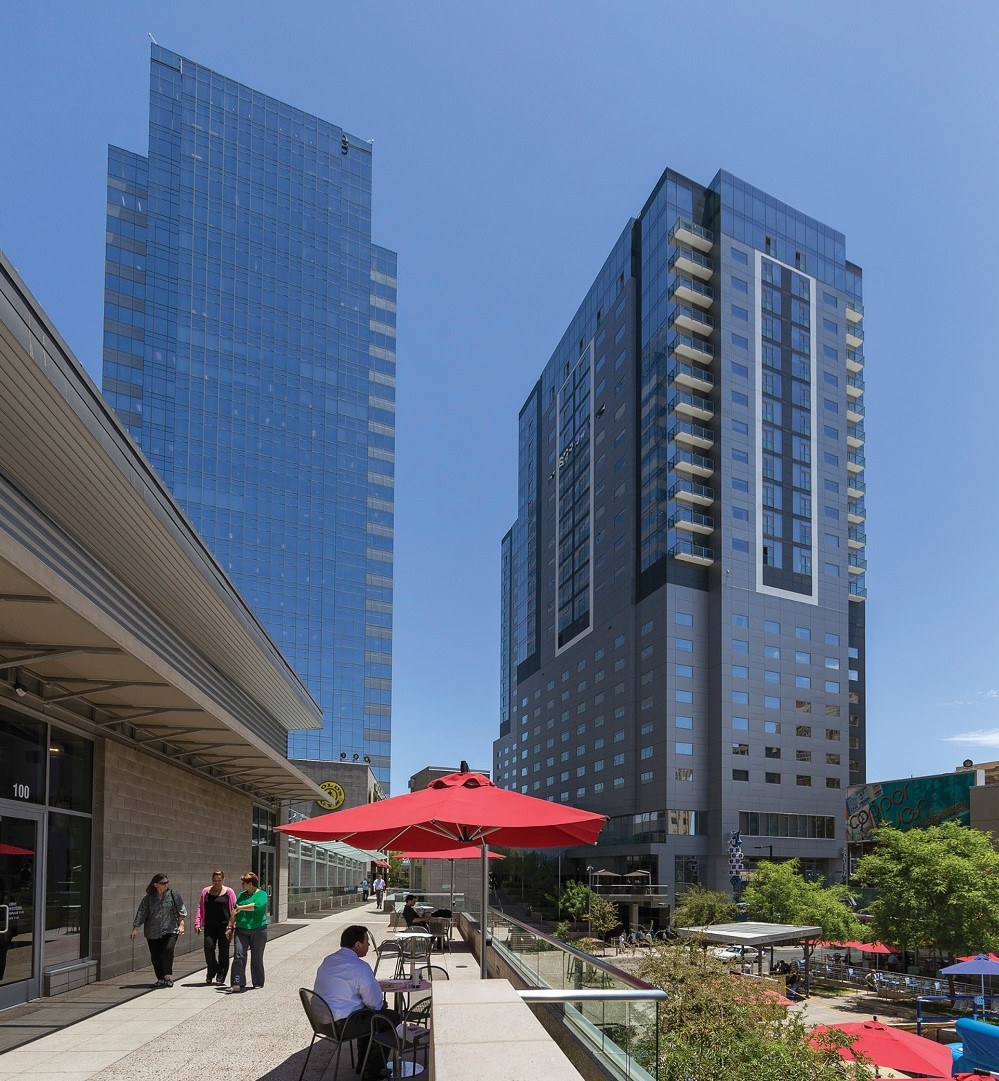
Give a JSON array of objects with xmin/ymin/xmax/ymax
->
[
  {"xmin": 496, "ymin": 167, "xmax": 866, "ymax": 906},
  {"xmin": 102, "ymin": 46, "xmax": 396, "ymax": 783}
]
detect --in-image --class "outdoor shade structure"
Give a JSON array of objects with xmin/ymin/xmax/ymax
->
[
  {"xmin": 276, "ymin": 768, "xmax": 606, "ymax": 977},
  {"xmin": 399, "ymin": 846, "xmax": 506, "ymax": 916},
  {"xmin": 810, "ymin": 1019, "xmax": 954, "ymax": 1077},
  {"xmin": 941, "ymin": 953, "xmax": 999, "ymax": 1000},
  {"xmin": 677, "ymin": 922, "xmax": 822, "ymax": 989}
]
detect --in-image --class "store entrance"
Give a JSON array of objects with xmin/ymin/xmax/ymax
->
[{"xmin": 0, "ymin": 808, "xmax": 43, "ymax": 1008}]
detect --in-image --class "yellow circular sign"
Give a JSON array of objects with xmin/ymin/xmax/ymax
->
[{"xmin": 316, "ymin": 781, "xmax": 345, "ymax": 811}]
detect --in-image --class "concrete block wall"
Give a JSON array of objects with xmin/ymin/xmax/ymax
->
[{"xmin": 91, "ymin": 739, "xmax": 253, "ymax": 980}]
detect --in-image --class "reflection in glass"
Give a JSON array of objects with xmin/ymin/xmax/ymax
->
[
  {"xmin": 0, "ymin": 709, "xmax": 46, "ymax": 806},
  {"xmin": 45, "ymin": 813, "xmax": 91, "ymax": 964},
  {"xmin": 0, "ymin": 817, "xmax": 36, "ymax": 988},
  {"xmin": 48, "ymin": 728, "xmax": 94, "ymax": 812}
]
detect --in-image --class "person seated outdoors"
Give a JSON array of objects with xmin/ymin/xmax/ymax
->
[
  {"xmin": 401, "ymin": 895, "xmax": 430, "ymax": 930},
  {"xmin": 313, "ymin": 924, "xmax": 400, "ymax": 1081}
]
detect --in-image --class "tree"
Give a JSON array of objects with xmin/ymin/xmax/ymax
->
[
  {"xmin": 635, "ymin": 944, "xmax": 872, "ymax": 1080},
  {"xmin": 852, "ymin": 822, "xmax": 999, "ymax": 960},
  {"xmin": 742, "ymin": 860, "xmax": 862, "ymax": 944},
  {"xmin": 672, "ymin": 884, "xmax": 738, "ymax": 929},
  {"xmin": 589, "ymin": 893, "xmax": 620, "ymax": 940},
  {"xmin": 387, "ymin": 853, "xmax": 408, "ymax": 889},
  {"xmin": 559, "ymin": 880, "xmax": 594, "ymax": 925}
]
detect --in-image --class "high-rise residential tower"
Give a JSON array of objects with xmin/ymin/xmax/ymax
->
[
  {"xmin": 102, "ymin": 47, "xmax": 396, "ymax": 783},
  {"xmin": 495, "ymin": 168, "xmax": 866, "ymax": 901}
]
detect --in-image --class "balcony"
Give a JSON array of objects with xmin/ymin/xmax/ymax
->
[
  {"xmin": 668, "ymin": 507, "xmax": 715, "ymax": 535},
  {"xmin": 669, "ymin": 304, "xmax": 714, "ymax": 336},
  {"xmin": 670, "ymin": 244, "xmax": 713, "ymax": 281},
  {"xmin": 669, "ymin": 218, "xmax": 714, "ymax": 253},
  {"xmin": 846, "ymin": 323, "xmax": 864, "ymax": 349},
  {"xmin": 847, "ymin": 398, "xmax": 865, "ymax": 423},
  {"xmin": 668, "ymin": 419, "xmax": 714, "ymax": 450},
  {"xmin": 669, "ymin": 331, "xmax": 714, "ymax": 364},
  {"xmin": 848, "ymin": 526, "xmax": 867, "ymax": 549},
  {"xmin": 848, "ymin": 499, "xmax": 866, "ymax": 524},
  {"xmin": 668, "ymin": 449, "xmax": 714, "ymax": 478},
  {"xmin": 847, "ymin": 373, "xmax": 865, "ymax": 397},
  {"xmin": 669, "ymin": 274, "xmax": 714, "ymax": 308},
  {"xmin": 848, "ymin": 553, "xmax": 868, "ymax": 574},
  {"xmin": 669, "ymin": 478, "xmax": 714, "ymax": 506},
  {"xmin": 847, "ymin": 450, "xmax": 866, "ymax": 473},
  {"xmin": 670, "ymin": 537, "xmax": 715, "ymax": 565},
  {"xmin": 670, "ymin": 391, "xmax": 714, "ymax": 422},
  {"xmin": 846, "ymin": 300, "xmax": 864, "ymax": 323},
  {"xmin": 849, "ymin": 580, "xmax": 868, "ymax": 601},
  {"xmin": 847, "ymin": 424, "xmax": 865, "ymax": 447},
  {"xmin": 848, "ymin": 476, "xmax": 866, "ymax": 499},
  {"xmin": 668, "ymin": 362, "xmax": 714, "ymax": 394},
  {"xmin": 846, "ymin": 348, "xmax": 865, "ymax": 372}
]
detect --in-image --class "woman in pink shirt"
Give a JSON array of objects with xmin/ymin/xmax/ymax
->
[{"xmin": 194, "ymin": 869, "xmax": 237, "ymax": 986}]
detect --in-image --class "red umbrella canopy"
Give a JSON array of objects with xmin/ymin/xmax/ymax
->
[
  {"xmin": 0, "ymin": 843, "xmax": 34, "ymax": 856},
  {"xmin": 400, "ymin": 847, "xmax": 506, "ymax": 861},
  {"xmin": 959, "ymin": 952, "xmax": 999, "ymax": 963},
  {"xmin": 810, "ymin": 1019, "xmax": 954, "ymax": 1077},
  {"xmin": 276, "ymin": 771, "xmax": 606, "ymax": 851},
  {"xmin": 859, "ymin": 942, "xmax": 897, "ymax": 955}
]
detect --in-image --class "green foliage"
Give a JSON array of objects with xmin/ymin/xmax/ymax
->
[
  {"xmin": 559, "ymin": 880, "xmax": 594, "ymax": 923},
  {"xmin": 672, "ymin": 884, "xmax": 738, "ymax": 929},
  {"xmin": 494, "ymin": 850, "xmax": 560, "ymax": 913},
  {"xmin": 852, "ymin": 822, "xmax": 999, "ymax": 958},
  {"xmin": 589, "ymin": 892, "xmax": 620, "ymax": 939},
  {"xmin": 553, "ymin": 920, "xmax": 571, "ymax": 942},
  {"xmin": 636, "ymin": 944, "xmax": 872, "ymax": 1080},
  {"xmin": 742, "ymin": 860, "xmax": 861, "ymax": 943},
  {"xmin": 387, "ymin": 852, "xmax": 408, "ymax": 888}
]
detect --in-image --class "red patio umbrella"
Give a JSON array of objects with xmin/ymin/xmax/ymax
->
[
  {"xmin": 277, "ymin": 768, "xmax": 606, "ymax": 977},
  {"xmin": 858, "ymin": 942, "xmax": 897, "ymax": 955},
  {"xmin": 960, "ymin": 953, "xmax": 999, "ymax": 963},
  {"xmin": 810, "ymin": 1019, "xmax": 954, "ymax": 1077}
]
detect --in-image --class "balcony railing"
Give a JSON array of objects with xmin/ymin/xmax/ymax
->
[
  {"xmin": 847, "ymin": 450, "xmax": 866, "ymax": 472},
  {"xmin": 848, "ymin": 526, "xmax": 867, "ymax": 548},
  {"xmin": 846, "ymin": 348, "xmax": 865, "ymax": 371},
  {"xmin": 668, "ymin": 218, "xmax": 714, "ymax": 252},
  {"xmin": 846, "ymin": 300, "xmax": 864, "ymax": 322},
  {"xmin": 668, "ymin": 362, "xmax": 714, "ymax": 393},
  {"xmin": 667, "ymin": 507, "xmax": 714, "ymax": 534},
  {"xmin": 667, "ymin": 449, "xmax": 714, "ymax": 478},
  {"xmin": 848, "ymin": 477, "xmax": 866, "ymax": 497},
  {"xmin": 668, "ymin": 304, "xmax": 714, "ymax": 335},
  {"xmin": 847, "ymin": 399, "xmax": 865, "ymax": 422},
  {"xmin": 668, "ymin": 274, "xmax": 714, "ymax": 308},
  {"xmin": 668, "ymin": 332, "xmax": 714, "ymax": 364},
  {"xmin": 669, "ymin": 538, "xmax": 715, "ymax": 565},
  {"xmin": 667, "ymin": 419, "xmax": 714, "ymax": 449},
  {"xmin": 849, "ymin": 580, "xmax": 868, "ymax": 600},
  {"xmin": 847, "ymin": 423, "xmax": 865, "ymax": 446},
  {"xmin": 846, "ymin": 323, "xmax": 864, "ymax": 347},
  {"xmin": 848, "ymin": 553, "xmax": 868, "ymax": 573},
  {"xmin": 848, "ymin": 499, "xmax": 866, "ymax": 523},
  {"xmin": 668, "ymin": 478, "xmax": 714, "ymax": 505},
  {"xmin": 847, "ymin": 373, "xmax": 865, "ymax": 396},
  {"xmin": 669, "ymin": 244, "xmax": 713, "ymax": 281},
  {"xmin": 669, "ymin": 391, "xmax": 714, "ymax": 421}
]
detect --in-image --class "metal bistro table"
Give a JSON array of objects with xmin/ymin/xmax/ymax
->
[{"xmin": 375, "ymin": 977, "xmax": 431, "ymax": 1078}]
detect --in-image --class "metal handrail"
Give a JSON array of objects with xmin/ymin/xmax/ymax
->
[
  {"xmin": 519, "ymin": 988, "xmax": 667, "ymax": 1003},
  {"xmin": 490, "ymin": 908, "xmax": 657, "ymax": 990}
]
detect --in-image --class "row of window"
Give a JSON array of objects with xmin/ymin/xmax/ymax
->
[{"xmin": 732, "ymin": 770, "xmax": 840, "ymax": 788}]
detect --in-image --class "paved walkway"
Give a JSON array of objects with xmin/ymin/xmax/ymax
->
[{"xmin": 0, "ymin": 904, "xmax": 477, "ymax": 1081}]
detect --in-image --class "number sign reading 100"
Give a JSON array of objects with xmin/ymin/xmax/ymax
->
[{"xmin": 11, "ymin": 784, "xmax": 31, "ymax": 800}]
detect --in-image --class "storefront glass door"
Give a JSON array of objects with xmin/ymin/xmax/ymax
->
[{"xmin": 0, "ymin": 809, "xmax": 42, "ymax": 1008}]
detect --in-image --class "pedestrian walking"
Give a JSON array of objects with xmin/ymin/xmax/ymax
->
[
  {"xmin": 194, "ymin": 869, "xmax": 236, "ymax": 986},
  {"xmin": 226, "ymin": 871, "xmax": 268, "ymax": 992},
  {"xmin": 130, "ymin": 873, "xmax": 187, "ymax": 988},
  {"xmin": 372, "ymin": 874, "xmax": 386, "ymax": 910},
  {"xmin": 361, "ymin": 877, "xmax": 369, "ymax": 901}
]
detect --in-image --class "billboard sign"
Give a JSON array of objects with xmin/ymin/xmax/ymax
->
[{"xmin": 846, "ymin": 772, "xmax": 977, "ymax": 842}]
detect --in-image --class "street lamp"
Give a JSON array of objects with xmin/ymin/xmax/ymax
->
[
  {"xmin": 754, "ymin": 844, "xmax": 774, "ymax": 860},
  {"xmin": 586, "ymin": 865, "xmax": 594, "ymax": 935}
]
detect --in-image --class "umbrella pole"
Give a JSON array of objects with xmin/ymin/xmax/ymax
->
[
  {"xmin": 449, "ymin": 858, "xmax": 455, "ymax": 917},
  {"xmin": 481, "ymin": 840, "xmax": 489, "ymax": 980}
]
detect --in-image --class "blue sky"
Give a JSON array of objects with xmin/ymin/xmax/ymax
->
[{"xmin": 2, "ymin": 1, "xmax": 998, "ymax": 792}]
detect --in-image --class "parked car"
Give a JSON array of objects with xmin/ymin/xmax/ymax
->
[{"xmin": 712, "ymin": 945, "xmax": 761, "ymax": 962}]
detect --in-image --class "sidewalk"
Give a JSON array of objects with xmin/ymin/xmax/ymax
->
[{"xmin": 0, "ymin": 902, "xmax": 477, "ymax": 1081}]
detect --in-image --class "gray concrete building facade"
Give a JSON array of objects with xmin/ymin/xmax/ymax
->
[{"xmin": 494, "ymin": 169, "xmax": 867, "ymax": 905}]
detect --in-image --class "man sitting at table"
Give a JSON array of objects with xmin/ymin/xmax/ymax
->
[
  {"xmin": 314, "ymin": 925, "xmax": 400, "ymax": 1080},
  {"xmin": 401, "ymin": 895, "xmax": 431, "ymax": 930}
]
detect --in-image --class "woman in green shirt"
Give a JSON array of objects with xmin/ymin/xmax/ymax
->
[{"xmin": 225, "ymin": 871, "xmax": 268, "ymax": 992}]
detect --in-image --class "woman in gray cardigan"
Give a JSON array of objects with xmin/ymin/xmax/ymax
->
[{"xmin": 130, "ymin": 873, "xmax": 187, "ymax": 987}]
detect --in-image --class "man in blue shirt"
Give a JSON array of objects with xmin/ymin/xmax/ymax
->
[{"xmin": 314, "ymin": 925, "xmax": 399, "ymax": 1080}]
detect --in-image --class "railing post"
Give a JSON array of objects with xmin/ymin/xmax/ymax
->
[{"xmin": 655, "ymin": 998, "xmax": 660, "ymax": 1081}]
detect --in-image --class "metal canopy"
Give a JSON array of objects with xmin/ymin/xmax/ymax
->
[
  {"xmin": 0, "ymin": 252, "xmax": 326, "ymax": 806},
  {"xmin": 676, "ymin": 921, "xmax": 822, "ymax": 948}
]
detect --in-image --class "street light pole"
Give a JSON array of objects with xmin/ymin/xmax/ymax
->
[
  {"xmin": 586, "ymin": 865, "xmax": 594, "ymax": 936},
  {"xmin": 754, "ymin": 844, "xmax": 774, "ymax": 860}
]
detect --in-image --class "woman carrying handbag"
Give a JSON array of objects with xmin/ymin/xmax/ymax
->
[{"xmin": 130, "ymin": 874, "xmax": 187, "ymax": 988}]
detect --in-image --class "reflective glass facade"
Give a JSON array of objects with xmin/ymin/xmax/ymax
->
[
  {"xmin": 496, "ymin": 166, "xmax": 865, "ymax": 897},
  {"xmin": 102, "ymin": 47, "xmax": 396, "ymax": 782}
]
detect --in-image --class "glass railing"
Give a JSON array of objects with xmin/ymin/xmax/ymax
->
[
  {"xmin": 667, "ymin": 362, "xmax": 714, "ymax": 388},
  {"xmin": 669, "ymin": 539, "xmax": 714, "ymax": 561},
  {"xmin": 668, "ymin": 275, "xmax": 714, "ymax": 302},
  {"xmin": 668, "ymin": 479, "xmax": 714, "ymax": 502},
  {"xmin": 845, "ymin": 299, "xmax": 865, "ymax": 319},
  {"xmin": 847, "ymin": 348, "xmax": 865, "ymax": 366},
  {"xmin": 847, "ymin": 451, "xmax": 866, "ymax": 468},
  {"xmin": 667, "ymin": 450, "xmax": 714, "ymax": 474},
  {"xmin": 848, "ymin": 554, "xmax": 868, "ymax": 570},
  {"xmin": 669, "ymin": 392, "xmax": 714, "ymax": 416},
  {"xmin": 669, "ymin": 245, "xmax": 712, "ymax": 273},
  {"xmin": 667, "ymin": 509, "xmax": 714, "ymax": 530},
  {"xmin": 848, "ymin": 527, "xmax": 867, "ymax": 545},
  {"xmin": 848, "ymin": 499, "xmax": 866, "ymax": 518},
  {"xmin": 847, "ymin": 374, "xmax": 865, "ymax": 392},
  {"xmin": 668, "ymin": 332, "xmax": 714, "ymax": 358},
  {"xmin": 488, "ymin": 909, "xmax": 664, "ymax": 1081},
  {"xmin": 668, "ymin": 218, "xmax": 714, "ymax": 246},
  {"xmin": 848, "ymin": 478, "xmax": 867, "ymax": 494},
  {"xmin": 847, "ymin": 399, "xmax": 865, "ymax": 416},
  {"xmin": 849, "ymin": 581, "xmax": 868, "ymax": 598},
  {"xmin": 847, "ymin": 424, "xmax": 865, "ymax": 442},
  {"xmin": 667, "ymin": 420, "xmax": 714, "ymax": 444},
  {"xmin": 668, "ymin": 305, "xmax": 714, "ymax": 331}
]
